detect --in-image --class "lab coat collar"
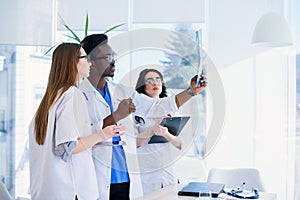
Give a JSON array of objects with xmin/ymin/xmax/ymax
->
[
  {"xmin": 80, "ymin": 78, "xmax": 108, "ymax": 106},
  {"xmin": 80, "ymin": 79, "xmax": 122, "ymax": 112}
]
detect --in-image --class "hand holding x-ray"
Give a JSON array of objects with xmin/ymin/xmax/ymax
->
[{"xmin": 195, "ymin": 30, "xmax": 206, "ymax": 88}]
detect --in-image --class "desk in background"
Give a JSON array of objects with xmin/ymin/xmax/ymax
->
[{"xmin": 135, "ymin": 184, "xmax": 277, "ymax": 200}]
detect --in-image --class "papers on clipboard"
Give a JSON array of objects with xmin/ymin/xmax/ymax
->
[{"xmin": 148, "ymin": 116, "xmax": 190, "ymax": 144}]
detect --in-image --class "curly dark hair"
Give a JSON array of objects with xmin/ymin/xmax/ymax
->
[{"xmin": 135, "ymin": 68, "xmax": 168, "ymax": 98}]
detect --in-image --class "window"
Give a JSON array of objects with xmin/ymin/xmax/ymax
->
[{"xmin": 0, "ymin": 1, "xmax": 208, "ymax": 199}]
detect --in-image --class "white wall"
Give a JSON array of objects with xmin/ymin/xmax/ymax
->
[
  {"xmin": 206, "ymin": 0, "xmax": 296, "ymax": 199},
  {"xmin": 207, "ymin": 0, "xmax": 270, "ymax": 68}
]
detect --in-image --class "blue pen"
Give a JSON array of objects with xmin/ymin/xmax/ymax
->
[{"xmin": 112, "ymin": 123, "xmax": 122, "ymax": 145}]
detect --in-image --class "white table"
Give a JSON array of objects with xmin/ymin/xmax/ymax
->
[{"xmin": 135, "ymin": 184, "xmax": 277, "ymax": 200}]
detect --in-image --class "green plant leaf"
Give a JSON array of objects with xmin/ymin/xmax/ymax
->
[
  {"xmin": 58, "ymin": 14, "xmax": 81, "ymax": 43},
  {"xmin": 63, "ymin": 34, "xmax": 78, "ymax": 41},
  {"xmin": 85, "ymin": 13, "xmax": 89, "ymax": 37},
  {"xmin": 104, "ymin": 23, "xmax": 125, "ymax": 34},
  {"xmin": 43, "ymin": 42, "xmax": 61, "ymax": 56},
  {"xmin": 63, "ymin": 24, "xmax": 81, "ymax": 43},
  {"xmin": 55, "ymin": 13, "xmax": 124, "ymax": 46}
]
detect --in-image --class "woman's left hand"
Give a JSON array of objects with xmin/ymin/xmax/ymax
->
[
  {"xmin": 190, "ymin": 72, "xmax": 207, "ymax": 95},
  {"xmin": 153, "ymin": 125, "xmax": 169, "ymax": 137}
]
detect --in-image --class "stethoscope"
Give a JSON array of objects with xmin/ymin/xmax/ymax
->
[
  {"xmin": 134, "ymin": 115, "xmax": 145, "ymax": 125},
  {"xmin": 226, "ymin": 182, "xmax": 260, "ymax": 199}
]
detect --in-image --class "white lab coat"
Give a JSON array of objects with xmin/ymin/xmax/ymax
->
[
  {"xmin": 79, "ymin": 79, "xmax": 180, "ymax": 199},
  {"xmin": 80, "ymin": 79, "xmax": 142, "ymax": 200},
  {"xmin": 134, "ymin": 108, "xmax": 181, "ymax": 195},
  {"xmin": 29, "ymin": 86, "xmax": 99, "ymax": 200}
]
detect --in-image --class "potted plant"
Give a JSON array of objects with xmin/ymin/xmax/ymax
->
[{"xmin": 45, "ymin": 13, "xmax": 124, "ymax": 55}]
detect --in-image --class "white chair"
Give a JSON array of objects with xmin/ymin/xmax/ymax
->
[
  {"xmin": 207, "ymin": 168, "xmax": 266, "ymax": 192},
  {"xmin": 0, "ymin": 181, "xmax": 13, "ymax": 200}
]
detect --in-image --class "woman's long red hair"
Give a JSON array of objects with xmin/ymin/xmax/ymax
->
[{"xmin": 34, "ymin": 43, "xmax": 81, "ymax": 145}]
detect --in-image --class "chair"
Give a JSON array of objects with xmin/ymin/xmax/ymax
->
[
  {"xmin": 0, "ymin": 181, "xmax": 13, "ymax": 200},
  {"xmin": 207, "ymin": 168, "xmax": 266, "ymax": 192}
]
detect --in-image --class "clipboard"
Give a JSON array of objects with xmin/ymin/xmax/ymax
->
[{"xmin": 148, "ymin": 116, "xmax": 190, "ymax": 144}]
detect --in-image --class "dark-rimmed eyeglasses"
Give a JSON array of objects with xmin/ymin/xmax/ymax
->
[
  {"xmin": 91, "ymin": 53, "xmax": 117, "ymax": 63},
  {"xmin": 145, "ymin": 77, "xmax": 163, "ymax": 85},
  {"xmin": 77, "ymin": 55, "xmax": 91, "ymax": 62}
]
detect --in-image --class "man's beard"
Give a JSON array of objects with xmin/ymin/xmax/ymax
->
[{"xmin": 104, "ymin": 63, "xmax": 115, "ymax": 77}]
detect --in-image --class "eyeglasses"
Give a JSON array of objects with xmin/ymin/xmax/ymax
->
[
  {"xmin": 78, "ymin": 55, "xmax": 91, "ymax": 62},
  {"xmin": 92, "ymin": 53, "xmax": 117, "ymax": 62},
  {"xmin": 145, "ymin": 77, "xmax": 163, "ymax": 85}
]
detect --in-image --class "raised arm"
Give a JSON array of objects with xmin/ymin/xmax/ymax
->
[{"xmin": 175, "ymin": 74, "xmax": 207, "ymax": 108}]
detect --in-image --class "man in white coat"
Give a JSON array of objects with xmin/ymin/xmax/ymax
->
[
  {"xmin": 79, "ymin": 34, "xmax": 207, "ymax": 200},
  {"xmin": 80, "ymin": 34, "xmax": 142, "ymax": 200}
]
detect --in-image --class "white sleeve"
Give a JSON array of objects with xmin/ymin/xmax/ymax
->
[
  {"xmin": 132, "ymin": 91, "xmax": 179, "ymax": 117},
  {"xmin": 55, "ymin": 90, "xmax": 79, "ymax": 146}
]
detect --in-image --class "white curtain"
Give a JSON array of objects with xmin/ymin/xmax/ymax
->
[
  {"xmin": 57, "ymin": 0, "xmax": 129, "ymax": 31},
  {"xmin": 0, "ymin": 0, "xmax": 53, "ymax": 46},
  {"xmin": 133, "ymin": 0, "xmax": 205, "ymax": 23}
]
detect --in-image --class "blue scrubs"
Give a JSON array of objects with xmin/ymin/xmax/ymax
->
[{"xmin": 95, "ymin": 85, "xmax": 130, "ymax": 184}]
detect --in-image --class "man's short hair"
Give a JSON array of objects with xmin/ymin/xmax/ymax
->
[{"xmin": 80, "ymin": 34, "xmax": 108, "ymax": 55}]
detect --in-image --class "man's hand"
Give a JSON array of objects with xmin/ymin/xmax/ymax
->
[{"xmin": 114, "ymin": 98, "xmax": 136, "ymax": 121}]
